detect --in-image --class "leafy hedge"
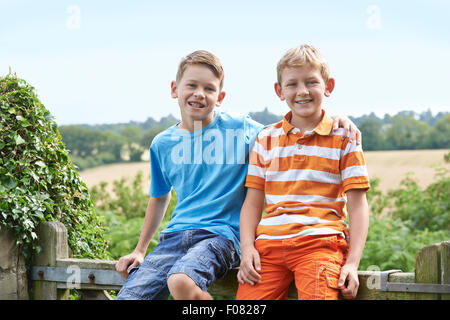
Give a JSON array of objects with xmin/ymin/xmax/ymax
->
[
  {"xmin": 360, "ymin": 166, "xmax": 450, "ymax": 272},
  {"xmin": 0, "ymin": 72, "xmax": 108, "ymax": 261}
]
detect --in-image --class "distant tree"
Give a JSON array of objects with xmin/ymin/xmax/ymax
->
[
  {"xmin": 419, "ymin": 109, "xmax": 435, "ymax": 126},
  {"xmin": 429, "ymin": 114, "xmax": 450, "ymax": 149},
  {"xmin": 141, "ymin": 126, "xmax": 165, "ymax": 150},
  {"xmin": 122, "ymin": 126, "xmax": 144, "ymax": 162},
  {"xmin": 385, "ymin": 115, "xmax": 430, "ymax": 150},
  {"xmin": 59, "ymin": 125, "xmax": 97, "ymax": 157},
  {"xmin": 249, "ymin": 107, "xmax": 283, "ymax": 125},
  {"xmin": 98, "ymin": 130, "xmax": 125, "ymax": 161},
  {"xmin": 359, "ymin": 117, "xmax": 385, "ymax": 150},
  {"xmin": 140, "ymin": 116, "xmax": 158, "ymax": 130},
  {"xmin": 158, "ymin": 114, "xmax": 179, "ymax": 128}
]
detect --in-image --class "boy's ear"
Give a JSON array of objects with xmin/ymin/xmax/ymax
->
[
  {"xmin": 215, "ymin": 91, "xmax": 226, "ymax": 106},
  {"xmin": 170, "ymin": 81, "xmax": 178, "ymax": 98},
  {"xmin": 324, "ymin": 78, "xmax": 335, "ymax": 97},
  {"xmin": 274, "ymin": 82, "xmax": 285, "ymax": 100}
]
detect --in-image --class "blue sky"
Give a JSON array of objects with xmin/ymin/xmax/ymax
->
[{"xmin": 1, "ymin": 0, "xmax": 449, "ymax": 125}]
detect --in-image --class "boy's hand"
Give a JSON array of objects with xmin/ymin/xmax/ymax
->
[
  {"xmin": 338, "ymin": 263, "xmax": 359, "ymax": 299},
  {"xmin": 332, "ymin": 115, "xmax": 362, "ymax": 145},
  {"xmin": 237, "ymin": 246, "xmax": 261, "ymax": 286},
  {"xmin": 115, "ymin": 251, "xmax": 145, "ymax": 279}
]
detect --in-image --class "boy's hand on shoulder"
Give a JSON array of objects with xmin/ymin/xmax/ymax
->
[
  {"xmin": 338, "ymin": 262, "xmax": 359, "ymax": 299},
  {"xmin": 332, "ymin": 115, "xmax": 362, "ymax": 145},
  {"xmin": 115, "ymin": 251, "xmax": 145, "ymax": 279},
  {"xmin": 237, "ymin": 246, "xmax": 261, "ymax": 286}
]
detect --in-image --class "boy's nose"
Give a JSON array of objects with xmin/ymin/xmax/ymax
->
[
  {"xmin": 297, "ymin": 86, "xmax": 309, "ymax": 96},
  {"xmin": 193, "ymin": 88, "xmax": 205, "ymax": 98}
]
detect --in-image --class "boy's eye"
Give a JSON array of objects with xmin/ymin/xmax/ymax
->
[
  {"xmin": 206, "ymin": 87, "xmax": 215, "ymax": 91},
  {"xmin": 286, "ymin": 83, "xmax": 296, "ymax": 87}
]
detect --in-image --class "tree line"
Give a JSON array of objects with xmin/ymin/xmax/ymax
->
[
  {"xmin": 59, "ymin": 115, "xmax": 178, "ymax": 170},
  {"xmin": 59, "ymin": 108, "xmax": 449, "ymax": 170}
]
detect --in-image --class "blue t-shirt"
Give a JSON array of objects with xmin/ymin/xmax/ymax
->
[{"xmin": 149, "ymin": 111, "xmax": 263, "ymax": 257}]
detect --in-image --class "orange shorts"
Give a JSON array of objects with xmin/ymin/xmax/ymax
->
[{"xmin": 236, "ymin": 234, "xmax": 348, "ymax": 300}]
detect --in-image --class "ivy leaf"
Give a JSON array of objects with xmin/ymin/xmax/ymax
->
[
  {"xmin": 15, "ymin": 134, "xmax": 26, "ymax": 145},
  {"xmin": 35, "ymin": 160, "xmax": 46, "ymax": 168},
  {"xmin": 16, "ymin": 115, "xmax": 31, "ymax": 127},
  {"xmin": 1, "ymin": 176, "xmax": 17, "ymax": 189}
]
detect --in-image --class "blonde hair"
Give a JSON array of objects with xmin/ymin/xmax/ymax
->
[
  {"xmin": 176, "ymin": 50, "xmax": 224, "ymax": 89},
  {"xmin": 276, "ymin": 44, "xmax": 330, "ymax": 84}
]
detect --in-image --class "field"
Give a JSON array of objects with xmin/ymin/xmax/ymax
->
[{"xmin": 79, "ymin": 149, "xmax": 450, "ymax": 195}]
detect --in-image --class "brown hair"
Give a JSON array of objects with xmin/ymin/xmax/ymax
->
[
  {"xmin": 277, "ymin": 44, "xmax": 330, "ymax": 84},
  {"xmin": 176, "ymin": 50, "xmax": 225, "ymax": 89}
]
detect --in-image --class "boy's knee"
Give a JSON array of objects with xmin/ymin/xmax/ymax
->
[
  {"xmin": 167, "ymin": 273, "xmax": 192, "ymax": 291},
  {"xmin": 167, "ymin": 273, "xmax": 205, "ymax": 299}
]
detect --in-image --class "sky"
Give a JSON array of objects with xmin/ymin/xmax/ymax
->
[{"xmin": 1, "ymin": 0, "xmax": 449, "ymax": 125}]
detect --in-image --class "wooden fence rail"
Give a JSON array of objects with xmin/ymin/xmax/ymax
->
[{"xmin": 18, "ymin": 222, "xmax": 450, "ymax": 300}]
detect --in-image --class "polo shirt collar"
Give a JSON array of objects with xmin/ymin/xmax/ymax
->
[{"xmin": 281, "ymin": 109, "xmax": 333, "ymax": 136}]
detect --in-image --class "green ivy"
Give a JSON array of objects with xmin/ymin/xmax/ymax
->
[{"xmin": 0, "ymin": 72, "xmax": 108, "ymax": 262}]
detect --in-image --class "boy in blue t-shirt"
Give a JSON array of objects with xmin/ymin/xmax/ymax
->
[{"xmin": 115, "ymin": 50, "xmax": 360, "ymax": 300}]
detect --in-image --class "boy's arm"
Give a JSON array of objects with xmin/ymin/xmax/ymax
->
[
  {"xmin": 338, "ymin": 189, "xmax": 369, "ymax": 299},
  {"xmin": 115, "ymin": 192, "xmax": 171, "ymax": 278},
  {"xmin": 331, "ymin": 115, "xmax": 362, "ymax": 145},
  {"xmin": 237, "ymin": 188, "xmax": 265, "ymax": 285}
]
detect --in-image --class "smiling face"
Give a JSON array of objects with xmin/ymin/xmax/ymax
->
[
  {"xmin": 275, "ymin": 64, "xmax": 334, "ymax": 129},
  {"xmin": 171, "ymin": 64, "xmax": 225, "ymax": 131}
]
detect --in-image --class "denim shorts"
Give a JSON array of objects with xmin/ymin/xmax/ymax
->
[{"xmin": 116, "ymin": 229, "xmax": 239, "ymax": 300}]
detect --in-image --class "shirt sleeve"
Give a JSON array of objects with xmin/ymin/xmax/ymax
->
[
  {"xmin": 148, "ymin": 141, "xmax": 172, "ymax": 198},
  {"xmin": 340, "ymin": 139, "xmax": 370, "ymax": 193},
  {"xmin": 244, "ymin": 134, "xmax": 266, "ymax": 191}
]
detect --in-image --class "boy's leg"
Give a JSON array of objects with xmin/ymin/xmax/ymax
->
[
  {"xmin": 236, "ymin": 239, "xmax": 293, "ymax": 300},
  {"xmin": 166, "ymin": 229, "xmax": 239, "ymax": 300},
  {"xmin": 290, "ymin": 235, "xmax": 348, "ymax": 300},
  {"xmin": 116, "ymin": 231, "xmax": 184, "ymax": 300},
  {"xmin": 167, "ymin": 273, "xmax": 212, "ymax": 300}
]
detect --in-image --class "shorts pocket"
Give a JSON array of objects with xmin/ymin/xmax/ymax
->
[
  {"xmin": 208, "ymin": 238, "xmax": 237, "ymax": 279},
  {"xmin": 323, "ymin": 265, "xmax": 344, "ymax": 290},
  {"xmin": 315, "ymin": 261, "xmax": 344, "ymax": 300}
]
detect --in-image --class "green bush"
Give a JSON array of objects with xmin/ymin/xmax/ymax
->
[
  {"xmin": 388, "ymin": 167, "xmax": 449, "ymax": 231},
  {"xmin": 0, "ymin": 72, "xmax": 108, "ymax": 261},
  {"xmin": 360, "ymin": 215, "xmax": 448, "ymax": 272},
  {"xmin": 360, "ymin": 165, "xmax": 450, "ymax": 272},
  {"xmin": 90, "ymin": 171, "xmax": 150, "ymax": 219}
]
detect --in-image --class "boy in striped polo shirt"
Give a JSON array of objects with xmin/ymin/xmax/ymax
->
[{"xmin": 236, "ymin": 45, "xmax": 370, "ymax": 300}]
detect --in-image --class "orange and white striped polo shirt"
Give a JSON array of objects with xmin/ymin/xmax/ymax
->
[{"xmin": 245, "ymin": 110, "xmax": 370, "ymax": 241}]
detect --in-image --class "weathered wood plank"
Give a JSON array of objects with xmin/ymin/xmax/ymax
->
[
  {"xmin": 30, "ymin": 221, "xmax": 70, "ymax": 300},
  {"xmin": 440, "ymin": 241, "xmax": 450, "ymax": 300},
  {"xmin": 415, "ymin": 243, "xmax": 440, "ymax": 300},
  {"xmin": 57, "ymin": 258, "xmax": 118, "ymax": 270},
  {"xmin": 356, "ymin": 270, "xmax": 416, "ymax": 300},
  {"xmin": 385, "ymin": 272, "xmax": 416, "ymax": 300}
]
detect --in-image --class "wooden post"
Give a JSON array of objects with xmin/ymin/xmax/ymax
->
[
  {"xmin": 440, "ymin": 241, "xmax": 450, "ymax": 300},
  {"xmin": 415, "ymin": 241, "xmax": 450, "ymax": 300},
  {"xmin": 30, "ymin": 221, "xmax": 70, "ymax": 300}
]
